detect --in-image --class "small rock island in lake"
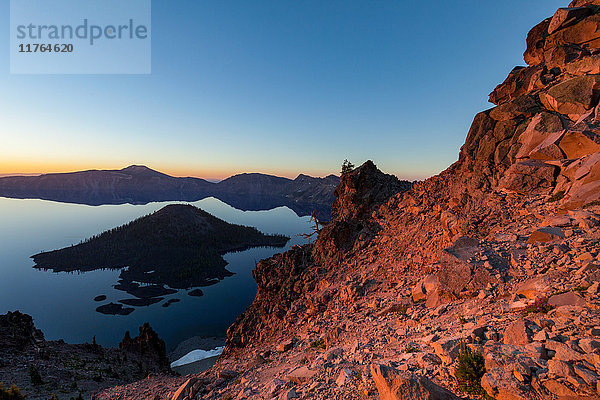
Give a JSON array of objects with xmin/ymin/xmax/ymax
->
[{"xmin": 31, "ymin": 204, "xmax": 289, "ymax": 307}]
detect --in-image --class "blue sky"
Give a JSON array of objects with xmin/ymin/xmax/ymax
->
[{"xmin": 0, "ymin": 0, "xmax": 567, "ymax": 180}]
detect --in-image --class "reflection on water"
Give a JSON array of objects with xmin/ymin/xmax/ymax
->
[{"xmin": 0, "ymin": 197, "xmax": 311, "ymax": 349}]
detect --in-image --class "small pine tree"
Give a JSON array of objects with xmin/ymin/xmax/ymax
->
[
  {"xmin": 29, "ymin": 365, "xmax": 43, "ymax": 386},
  {"xmin": 454, "ymin": 345, "xmax": 486, "ymax": 395},
  {"xmin": 341, "ymin": 159, "xmax": 355, "ymax": 175}
]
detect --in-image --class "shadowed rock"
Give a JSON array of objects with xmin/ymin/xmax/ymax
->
[
  {"xmin": 527, "ymin": 226, "xmax": 565, "ymax": 243},
  {"xmin": 119, "ymin": 323, "xmax": 170, "ymax": 372},
  {"xmin": 0, "ymin": 311, "xmax": 44, "ymax": 351}
]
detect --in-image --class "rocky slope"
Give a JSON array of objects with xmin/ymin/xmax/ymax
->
[
  {"xmin": 0, "ymin": 312, "xmax": 172, "ymax": 400},
  {"xmin": 0, "ymin": 166, "xmax": 339, "ymax": 218},
  {"xmin": 77, "ymin": 2, "xmax": 600, "ymax": 399}
]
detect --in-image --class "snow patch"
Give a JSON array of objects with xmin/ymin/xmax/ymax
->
[{"xmin": 170, "ymin": 346, "xmax": 224, "ymax": 368}]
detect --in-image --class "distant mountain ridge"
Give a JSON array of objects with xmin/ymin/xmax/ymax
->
[{"xmin": 0, "ymin": 165, "xmax": 340, "ymax": 218}]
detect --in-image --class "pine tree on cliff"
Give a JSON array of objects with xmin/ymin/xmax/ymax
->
[{"xmin": 341, "ymin": 159, "xmax": 355, "ymax": 175}]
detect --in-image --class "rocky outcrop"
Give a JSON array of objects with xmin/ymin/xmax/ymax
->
[
  {"xmin": 119, "ymin": 323, "xmax": 170, "ymax": 372},
  {"xmin": 226, "ymin": 162, "xmax": 412, "ymax": 350},
  {"xmin": 482, "ymin": 3, "xmax": 600, "ymax": 209},
  {"xmin": 313, "ymin": 162, "xmax": 412, "ymax": 264},
  {"xmin": 0, "ymin": 311, "xmax": 44, "ymax": 352},
  {"xmin": 0, "ymin": 312, "xmax": 172, "ymax": 400},
  {"xmin": 226, "ymin": 244, "xmax": 318, "ymax": 349},
  {"xmin": 330, "ymin": 161, "xmax": 412, "ymax": 223}
]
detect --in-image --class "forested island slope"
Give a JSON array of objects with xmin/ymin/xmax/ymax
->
[{"xmin": 32, "ymin": 204, "xmax": 289, "ymax": 290}]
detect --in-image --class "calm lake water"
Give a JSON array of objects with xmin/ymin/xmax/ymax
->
[{"xmin": 0, "ymin": 197, "xmax": 311, "ymax": 350}]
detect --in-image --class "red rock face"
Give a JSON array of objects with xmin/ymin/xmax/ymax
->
[
  {"xmin": 330, "ymin": 160, "xmax": 412, "ymax": 223},
  {"xmin": 524, "ymin": 19, "xmax": 551, "ymax": 66},
  {"xmin": 570, "ymin": 0, "xmax": 600, "ymax": 7},
  {"xmin": 482, "ymin": 4, "xmax": 600, "ymax": 208}
]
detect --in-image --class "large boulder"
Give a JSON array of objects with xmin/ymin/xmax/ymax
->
[
  {"xmin": 562, "ymin": 151, "xmax": 600, "ymax": 208},
  {"xmin": 548, "ymin": 359, "xmax": 575, "ymax": 378},
  {"xmin": 424, "ymin": 285, "xmax": 456, "ymax": 309},
  {"xmin": 481, "ymin": 369, "xmax": 529, "ymax": 400},
  {"xmin": 548, "ymin": 7, "xmax": 594, "ymax": 35},
  {"xmin": 539, "ymin": 75, "xmax": 600, "ymax": 120},
  {"xmin": 545, "ymin": 340, "xmax": 587, "ymax": 362},
  {"xmin": 566, "ymin": 179, "xmax": 600, "ymax": 208},
  {"xmin": 287, "ymin": 366, "xmax": 317, "ymax": 384},
  {"xmin": 542, "ymin": 380, "xmax": 577, "ymax": 397},
  {"xmin": 544, "ymin": 14, "xmax": 600, "ymax": 56},
  {"xmin": 459, "ymin": 109, "xmax": 526, "ymax": 170},
  {"xmin": 515, "ymin": 112, "xmax": 565, "ymax": 160},
  {"xmin": 437, "ymin": 236, "xmax": 480, "ymax": 294},
  {"xmin": 482, "ymin": 344, "xmax": 540, "ymax": 400},
  {"xmin": 413, "ymin": 274, "xmax": 459, "ymax": 308},
  {"xmin": 515, "ymin": 275, "xmax": 552, "ymax": 299},
  {"xmin": 503, "ymin": 318, "xmax": 532, "ymax": 345},
  {"xmin": 489, "ymin": 95, "xmax": 540, "ymax": 121},
  {"xmin": 544, "ymin": 43, "xmax": 591, "ymax": 71},
  {"xmin": 557, "ymin": 130, "xmax": 600, "ymax": 159},
  {"xmin": 524, "ymin": 18, "xmax": 551, "ymax": 66},
  {"xmin": 499, "ymin": 160, "xmax": 558, "ymax": 194},
  {"xmin": 527, "ymin": 226, "xmax": 565, "ymax": 243},
  {"xmin": 565, "ymin": 54, "xmax": 600, "ymax": 76},
  {"xmin": 528, "ymin": 131, "xmax": 565, "ymax": 161},
  {"xmin": 548, "ymin": 291, "xmax": 587, "ymax": 307},
  {"xmin": 370, "ymin": 364, "xmax": 460, "ymax": 400},
  {"xmin": 412, "ymin": 275, "xmax": 440, "ymax": 303},
  {"xmin": 489, "ymin": 66, "xmax": 545, "ymax": 106}
]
